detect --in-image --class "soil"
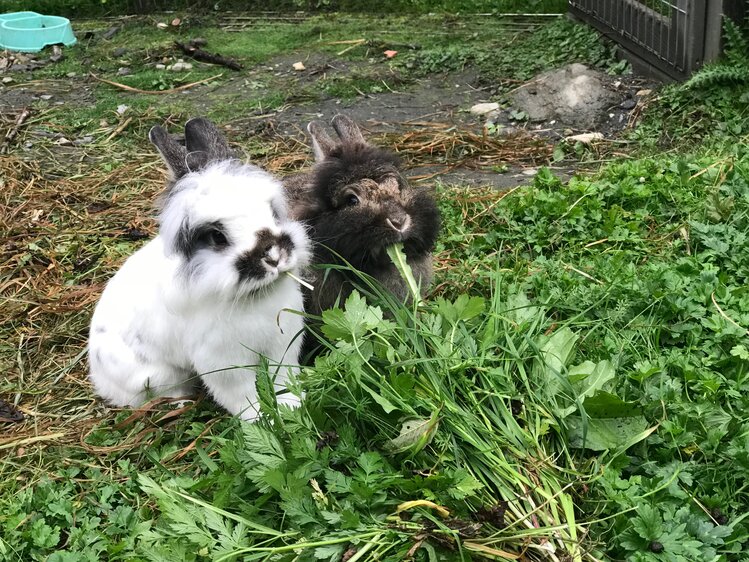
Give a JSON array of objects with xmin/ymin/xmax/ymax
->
[{"xmin": 0, "ymin": 41, "xmax": 659, "ymax": 190}]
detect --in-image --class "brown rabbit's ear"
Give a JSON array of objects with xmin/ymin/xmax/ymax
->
[
  {"xmin": 331, "ymin": 114, "xmax": 366, "ymax": 145},
  {"xmin": 184, "ymin": 117, "xmax": 233, "ymax": 171},
  {"xmin": 149, "ymin": 125, "xmax": 189, "ymax": 180},
  {"xmin": 307, "ymin": 121, "xmax": 336, "ymax": 162}
]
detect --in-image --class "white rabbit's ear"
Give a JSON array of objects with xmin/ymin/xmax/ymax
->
[
  {"xmin": 184, "ymin": 117, "xmax": 233, "ymax": 170},
  {"xmin": 307, "ymin": 121, "xmax": 336, "ymax": 162},
  {"xmin": 149, "ymin": 125, "xmax": 189, "ymax": 180},
  {"xmin": 331, "ymin": 114, "xmax": 366, "ymax": 145}
]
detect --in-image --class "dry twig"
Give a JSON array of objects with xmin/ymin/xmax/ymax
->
[{"xmin": 90, "ymin": 72, "xmax": 223, "ymax": 94}]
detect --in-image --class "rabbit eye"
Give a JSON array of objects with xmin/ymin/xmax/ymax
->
[
  {"xmin": 345, "ymin": 194, "xmax": 360, "ymax": 207},
  {"xmin": 196, "ymin": 225, "xmax": 229, "ymax": 249},
  {"xmin": 208, "ymin": 229, "xmax": 228, "ymax": 247}
]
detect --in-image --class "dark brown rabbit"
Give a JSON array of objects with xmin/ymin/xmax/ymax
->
[{"xmin": 284, "ymin": 114, "xmax": 441, "ymax": 319}]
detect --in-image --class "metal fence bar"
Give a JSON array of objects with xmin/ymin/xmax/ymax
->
[{"xmin": 569, "ymin": 0, "xmax": 712, "ymax": 80}]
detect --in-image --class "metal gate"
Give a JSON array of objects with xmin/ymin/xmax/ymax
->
[{"xmin": 568, "ymin": 0, "xmax": 721, "ymax": 80}]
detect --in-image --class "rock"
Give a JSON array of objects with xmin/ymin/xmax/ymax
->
[
  {"xmin": 170, "ymin": 61, "xmax": 193, "ymax": 72},
  {"xmin": 156, "ymin": 22, "xmax": 168, "ymax": 29},
  {"xmin": 102, "ymin": 26, "xmax": 121, "ymax": 40},
  {"xmin": 636, "ymin": 89, "xmax": 652, "ymax": 97},
  {"xmin": 116, "ymin": 105, "xmax": 129, "ymax": 115},
  {"xmin": 155, "ymin": 64, "xmax": 166, "ymax": 70},
  {"xmin": 620, "ymin": 98, "xmax": 636, "ymax": 110},
  {"xmin": 508, "ymin": 64, "xmax": 619, "ymax": 129},
  {"xmin": 39, "ymin": 94, "xmax": 53, "ymax": 100},
  {"xmin": 117, "ymin": 67, "xmax": 131, "ymax": 76},
  {"xmin": 55, "ymin": 137, "xmax": 72, "ymax": 146},
  {"xmin": 470, "ymin": 102, "xmax": 500, "ymax": 116},
  {"xmin": 73, "ymin": 136, "xmax": 94, "ymax": 146},
  {"xmin": 2, "ymin": 77, "xmax": 13, "ymax": 84},
  {"xmin": 66, "ymin": 72, "xmax": 76, "ymax": 78},
  {"xmin": 566, "ymin": 132, "xmax": 604, "ymax": 144},
  {"xmin": 522, "ymin": 168, "xmax": 538, "ymax": 176},
  {"xmin": 292, "ymin": 61, "xmax": 306, "ymax": 71},
  {"xmin": 112, "ymin": 47, "xmax": 127, "ymax": 57}
]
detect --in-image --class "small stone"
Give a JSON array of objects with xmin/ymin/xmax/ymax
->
[
  {"xmin": 292, "ymin": 61, "xmax": 306, "ymax": 71},
  {"xmin": 1, "ymin": 77, "xmax": 12, "ymax": 84},
  {"xmin": 620, "ymin": 98, "xmax": 636, "ymax": 110},
  {"xmin": 112, "ymin": 47, "xmax": 127, "ymax": 57},
  {"xmin": 522, "ymin": 168, "xmax": 538, "ymax": 176},
  {"xmin": 116, "ymin": 104, "xmax": 129, "ymax": 115},
  {"xmin": 39, "ymin": 94, "xmax": 53, "ymax": 100},
  {"xmin": 566, "ymin": 132, "xmax": 603, "ymax": 144},
  {"xmin": 155, "ymin": 64, "xmax": 166, "ymax": 70},
  {"xmin": 66, "ymin": 72, "xmax": 76, "ymax": 78},
  {"xmin": 156, "ymin": 22, "xmax": 168, "ymax": 29},
  {"xmin": 170, "ymin": 61, "xmax": 192, "ymax": 72},
  {"xmin": 636, "ymin": 89, "xmax": 652, "ymax": 97},
  {"xmin": 102, "ymin": 26, "xmax": 121, "ymax": 40},
  {"xmin": 470, "ymin": 102, "xmax": 500, "ymax": 116},
  {"xmin": 73, "ymin": 136, "xmax": 94, "ymax": 146},
  {"xmin": 171, "ymin": 18, "xmax": 181, "ymax": 26},
  {"xmin": 117, "ymin": 67, "xmax": 131, "ymax": 76},
  {"xmin": 55, "ymin": 137, "xmax": 72, "ymax": 146}
]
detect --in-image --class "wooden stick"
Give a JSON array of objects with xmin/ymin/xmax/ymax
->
[
  {"xmin": 105, "ymin": 116, "xmax": 133, "ymax": 142},
  {"xmin": 1, "ymin": 107, "xmax": 31, "ymax": 154},
  {"xmin": 336, "ymin": 39, "xmax": 366, "ymax": 56},
  {"xmin": 174, "ymin": 41, "xmax": 243, "ymax": 70},
  {"xmin": 90, "ymin": 72, "xmax": 223, "ymax": 95}
]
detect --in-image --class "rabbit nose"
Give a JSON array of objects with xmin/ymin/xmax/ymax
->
[
  {"xmin": 386, "ymin": 214, "xmax": 412, "ymax": 233},
  {"xmin": 264, "ymin": 246, "xmax": 281, "ymax": 268}
]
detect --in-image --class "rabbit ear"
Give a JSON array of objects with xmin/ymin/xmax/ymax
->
[
  {"xmin": 307, "ymin": 121, "xmax": 336, "ymax": 162},
  {"xmin": 149, "ymin": 125, "xmax": 190, "ymax": 180},
  {"xmin": 331, "ymin": 114, "xmax": 366, "ymax": 145},
  {"xmin": 184, "ymin": 117, "xmax": 232, "ymax": 170}
]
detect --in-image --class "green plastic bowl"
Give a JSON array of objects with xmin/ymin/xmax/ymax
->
[{"xmin": 0, "ymin": 11, "xmax": 77, "ymax": 53}]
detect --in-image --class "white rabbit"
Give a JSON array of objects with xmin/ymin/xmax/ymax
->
[{"xmin": 88, "ymin": 117, "xmax": 310, "ymax": 420}]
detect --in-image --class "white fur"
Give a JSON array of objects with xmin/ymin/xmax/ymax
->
[{"xmin": 88, "ymin": 161, "xmax": 311, "ymax": 420}]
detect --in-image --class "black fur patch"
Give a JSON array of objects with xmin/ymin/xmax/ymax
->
[
  {"xmin": 308, "ymin": 188, "xmax": 440, "ymax": 273},
  {"xmin": 310, "ymin": 144, "xmax": 402, "ymax": 210},
  {"xmin": 402, "ymin": 188, "xmax": 441, "ymax": 257},
  {"xmin": 174, "ymin": 219, "xmax": 229, "ymax": 259},
  {"xmin": 235, "ymin": 229, "xmax": 293, "ymax": 280}
]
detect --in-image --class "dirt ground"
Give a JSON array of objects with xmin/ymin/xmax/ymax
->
[{"xmin": 0, "ymin": 25, "xmax": 656, "ymax": 189}]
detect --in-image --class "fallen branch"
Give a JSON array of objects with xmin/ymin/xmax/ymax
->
[
  {"xmin": 1, "ymin": 107, "xmax": 31, "ymax": 154},
  {"xmin": 174, "ymin": 41, "xmax": 243, "ymax": 70},
  {"xmin": 90, "ymin": 72, "xmax": 223, "ymax": 95},
  {"xmin": 105, "ymin": 116, "xmax": 133, "ymax": 142}
]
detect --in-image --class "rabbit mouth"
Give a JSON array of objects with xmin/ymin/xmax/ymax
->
[
  {"xmin": 385, "ymin": 215, "xmax": 412, "ymax": 241},
  {"xmin": 235, "ymin": 231, "xmax": 297, "ymax": 286}
]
